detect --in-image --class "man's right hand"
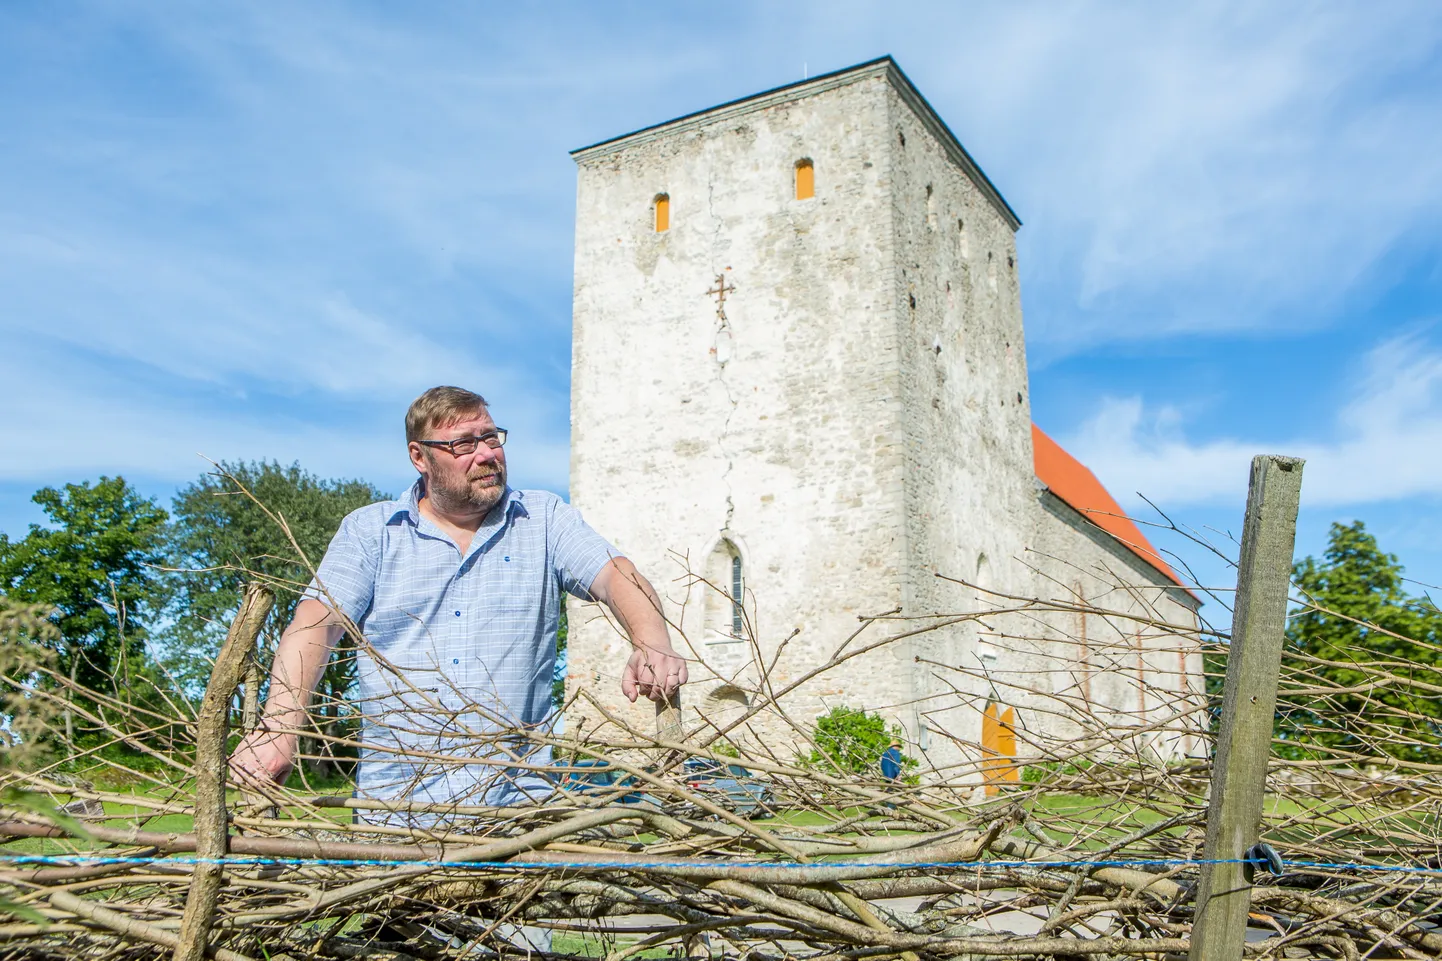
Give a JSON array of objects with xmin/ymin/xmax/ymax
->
[{"xmin": 228, "ymin": 724, "xmax": 298, "ymax": 788}]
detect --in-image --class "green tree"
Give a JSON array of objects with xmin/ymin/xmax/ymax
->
[
  {"xmin": 1283, "ymin": 521, "xmax": 1442, "ymax": 763},
  {"xmin": 552, "ymin": 600, "xmax": 568, "ymax": 709},
  {"xmin": 0, "ymin": 478, "xmax": 168, "ymax": 713},
  {"xmin": 806, "ymin": 705, "xmax": 912, "ymax": 776},
  {"xmin": 0, "ymin": 598, "xmax": 60, "ymax": 766},
  {"xmin": 164, "ymin": 461, "xmax": 386, "ymax": 775}
]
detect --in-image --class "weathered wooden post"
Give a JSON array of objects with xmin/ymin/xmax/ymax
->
[
  {"xmin": 1189, "ymin": 455, "xmax": 1304, "ymax": 961},
  {"xmin": 657, "ymin": 689, "xmax": 683, "ymax": 748},
  {"xmin": 174, "ymin": 583, "xmax": 274, "ymax": 961},
  {"xmin": 240, "ymin": 653, "xmax": 261, "ymax": 733}
]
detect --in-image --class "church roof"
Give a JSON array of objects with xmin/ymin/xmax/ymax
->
[
  {"xmin": 571, "ymin": 55, "xmax": 1021, "ymax": 231},
  {"xmin": 1031, "ymin": 424, "xmax": 1187, "ymax": 589}
]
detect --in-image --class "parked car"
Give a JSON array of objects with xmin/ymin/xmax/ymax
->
[
  {"xmin": 553, "ymin": 757, "xmax": 651, "ymax": 805},
  {"xmin": 683, "ymin": 758, "xmax": 774, "ymax": 818}
]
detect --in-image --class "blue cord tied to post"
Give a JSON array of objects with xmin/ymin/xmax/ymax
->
[{"xmin": 1243, "ymin": 842, "xmax": 1285, "ymax": 883}]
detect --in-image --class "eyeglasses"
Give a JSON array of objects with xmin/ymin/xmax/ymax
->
[{"xmin": 417, "ymin": 430, "xmax": 508, "ymax": 456}]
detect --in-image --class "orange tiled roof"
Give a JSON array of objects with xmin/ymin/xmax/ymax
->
[{"xmin": 1031, "ymin": 424, "xmax": 1185, "ymax": 588}]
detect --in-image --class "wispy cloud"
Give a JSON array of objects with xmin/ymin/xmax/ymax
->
[
  {"xmin": 882, "ymin": 3, "xmax": 1442, "ymax": 355},
  {"xmin": 0, "ymin": 336, "xmax": 570, "ymax": 497},
  {"xmin": 1069, "ymin": 332, "xmax": 1442, "ymax": 509}
]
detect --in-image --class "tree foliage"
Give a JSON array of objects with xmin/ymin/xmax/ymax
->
[
  {"xmin": 552, "ymin": 600, "xmax": 568, "ymax": 709},
  {"xmin": 0, "ymin": 478, "xmax": 168, "ymax": 702},
  {"xmin": 806, "ymin": 705, "xmax": 913, "ymax": 776},
  {"xmin": 164, "ymin": 461, "xmax": 385, "ymax": 776},
  {"xmin": 0, "ymin": 598, "xmax": 60, "ymax": 765},
  {"xmin": 164, "ymin": 461, "xmax": 386, "ymax": 685},
  {"xmin": 1283, "ymin": 520, "xmax": 1442, "ymax": 763}
]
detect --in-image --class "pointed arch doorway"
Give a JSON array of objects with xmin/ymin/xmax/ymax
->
[{"xmin": 981, "ymin": 701, "xmax": 1019, "ymax": 795}]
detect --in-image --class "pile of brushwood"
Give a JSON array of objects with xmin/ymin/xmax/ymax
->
[{"xmin": 2, "ymin": 562, "xmax": 1441, "ymax": 960}]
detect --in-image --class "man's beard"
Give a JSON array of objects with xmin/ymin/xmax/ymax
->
[{"xmin": 427, "ymin": 462, "xmax": 507, "ymax": 515}]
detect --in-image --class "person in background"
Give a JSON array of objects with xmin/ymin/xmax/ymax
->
[{"xmin": 880, "ymin": 739, "xmax": 904, "ymax": 782}]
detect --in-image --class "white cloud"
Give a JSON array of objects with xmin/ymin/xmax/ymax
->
[
  {"xmin": 1070, "ymin": 333, "xmax": 1442, "ymax": 509},
  {"xmin": 821, "ymin": 3, "xmax": 1442, "ymax": 352},
  {"xmin": 0, "ymin": 340, "xmax": 571, "ymax": 498}
]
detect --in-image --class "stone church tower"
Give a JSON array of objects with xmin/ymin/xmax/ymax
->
[{"xmin": 564, "ymin": 57, "xmax": 1202, "ymax": 774}]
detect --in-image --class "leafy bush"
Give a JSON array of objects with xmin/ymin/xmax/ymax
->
[
  {"xmin": 806, "ymin": 706, "xmax": 913, "ymax": 776},
  {"xmin": 1021, "ymin": 757, "xmax": 1095, "ymax": 784}
]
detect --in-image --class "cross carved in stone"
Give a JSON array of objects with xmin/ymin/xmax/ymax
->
[{"xmin": 706, "ymin": 271, "xmax": 736, "ymax": 322}]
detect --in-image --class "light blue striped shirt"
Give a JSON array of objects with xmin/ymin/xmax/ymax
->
[{"xmin": 307, "ymin": 480, "xmax": 618, "ymax": 810}]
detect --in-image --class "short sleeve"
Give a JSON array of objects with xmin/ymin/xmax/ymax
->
[
  {"xmin": 547, "ymin": 499, "xmax": 620, "ymax": 601},
  {"xmin": 303, "ymin": 509, "xmax": 381, "ymax": 624}
]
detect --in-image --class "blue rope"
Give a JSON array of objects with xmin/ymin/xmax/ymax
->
[{"xmin": 0, "ymin": 853, "xmax": 1435, "ymax": 875}]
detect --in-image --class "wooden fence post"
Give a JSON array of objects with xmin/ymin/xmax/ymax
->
[
  {"xmin": 657, "ymin": 690, "xmax": 683, "ymax": 747},
  {"xmin": 1189, "ymin": 455, "xmax": 1304, "ymax": 961},
  {"xmin": 174, "ymin": 583, "xmax": 274, "ymax": 961}
]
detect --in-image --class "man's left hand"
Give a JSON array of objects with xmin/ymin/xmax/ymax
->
[{"xmin": 622, "ymin": 643, "xmax": 688, "ymax": 703}]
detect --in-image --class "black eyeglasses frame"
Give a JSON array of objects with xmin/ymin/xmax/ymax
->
[{"xmin": 416, "ymin": 430, "xmax": 508, "ymax": 456}]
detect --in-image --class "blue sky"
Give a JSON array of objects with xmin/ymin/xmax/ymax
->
[{"xmin": 3, "ymin": 2, "xmax": 1441, "ymax": 600}]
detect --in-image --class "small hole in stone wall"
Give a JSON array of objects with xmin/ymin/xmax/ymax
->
[
  {"xmin": 1007, "ymin": 255, "xmax": 1014, "ymax": 269},
  {"xmin": 898, "ymin": 129, "xmax": 906, "ymax": 147},
  {"xmin": 1017, "ymin": 392, "xmax": 1023, "ymax": 404},
  {"xmin": 909, "ymin": 293, "xmax": 916, "ymax": 310}
]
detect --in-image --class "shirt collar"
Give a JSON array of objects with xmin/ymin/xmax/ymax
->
[{"xmin": 389, "ymin": 478, "xmax": 526, "ymax": 526}]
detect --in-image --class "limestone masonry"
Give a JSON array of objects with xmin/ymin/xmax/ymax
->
[{"xmin": 564, "ymin": 57, "xmax": 1203, "ymax": 777}]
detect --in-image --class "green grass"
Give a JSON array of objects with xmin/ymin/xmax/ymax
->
[
  {"xmin": 0, "ymin": 784, "xmax": 353, "ymax": 857},
  {"xmin": 551, "ymin": 930, "xmax": 676, "ymax": 959}
]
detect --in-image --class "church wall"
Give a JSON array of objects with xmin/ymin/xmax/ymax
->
[
  {"xmin": 878, "ymin": 84, "xmax": 1040, "ymax": 772},
  {"xmin": 563, "ymin": 61, "xmax": 1205, "ymax": 781},
  {"xmin": 566, "ymin": 75, "xmax": 917, "ymax": 756},
  {"xmin": 1021, "ymin": 494, "xmax": 1207, "ymax": 761}
]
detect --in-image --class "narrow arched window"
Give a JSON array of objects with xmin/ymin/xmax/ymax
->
[
  {"xmin": 653, "ymin": 193, "xmax": 670, "ymax": 232},
  {"xmin": 794, "ymin": 159, "xmax": 814, "ymax": 200},
  {"xmin": 731, "ymin": 554, "xmax": 744, "ymax": 636},
  {"xmin": 705, "ymin": 539, "xmax": 746, "ymax": 647}
]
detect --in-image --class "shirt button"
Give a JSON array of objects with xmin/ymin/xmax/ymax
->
[
  {"xmin": 454, "ymin": 611, "xmax": 461, "ymax": 617},
  {"xmin": 453, "ymin": 659, "xmax": 459, "ymax": 665}
]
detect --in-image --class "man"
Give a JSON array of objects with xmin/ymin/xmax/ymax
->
[
  {"xmin": 880, "ymin": 739, "xmax": 904, "ymax": 782},
  {"xmin": 230, "ymin": 386, "xmax": 687, "ymax": 810}
]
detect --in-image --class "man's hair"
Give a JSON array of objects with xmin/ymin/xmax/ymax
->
[{"xmin": 405, "ymin": 386, "xmax": 489, "ymax": 444}]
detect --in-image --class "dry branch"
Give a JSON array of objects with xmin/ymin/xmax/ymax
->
[{"xmin": 4, "ymin": 530, "xmax": 1442, "ymax": 961}]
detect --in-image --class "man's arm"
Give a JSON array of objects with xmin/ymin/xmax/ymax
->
[
  {"xmin": 589, "ymin": 557, "xmax": 688, "ymax": 703},
  {"xmin": 228, "ymin": 598, "xmax": 345, "ymax": 786}
]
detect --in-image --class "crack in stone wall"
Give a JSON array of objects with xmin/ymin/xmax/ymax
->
[{"xmin": 706, "ymin": 170, "xmax": 740, "ymax": 535}]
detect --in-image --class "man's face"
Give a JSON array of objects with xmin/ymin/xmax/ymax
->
[{"xmin": 409, "ymin": 409, "xmax": 508, "ymax": 516}]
